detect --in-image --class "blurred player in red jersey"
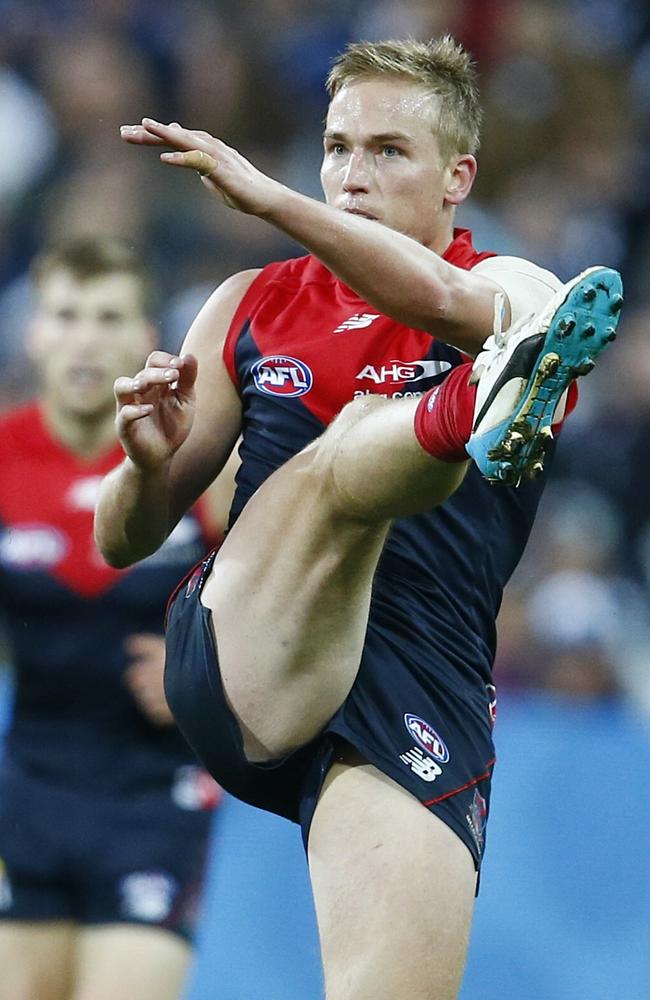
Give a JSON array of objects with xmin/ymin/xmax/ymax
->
[
  {"xmin": 0, "ymin": 237, "xmax": 231, "ymax": 1000},
  {"xmin": 97, "ymin": 38, "xmax": 622, "ymax": 1000}
]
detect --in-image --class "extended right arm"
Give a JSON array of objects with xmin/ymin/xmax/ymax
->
[
  {"xmin": 121, "ymin": 120, "xmax": 509, "ymax": 356},
  {"xmin": 95, "ymin": 270, "xmax": 258, "ymax": 568}
]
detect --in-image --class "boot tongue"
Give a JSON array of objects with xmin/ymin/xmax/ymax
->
[{"xmin": 482, "ymin": 291, "xmax": 532, "ymax": 356}]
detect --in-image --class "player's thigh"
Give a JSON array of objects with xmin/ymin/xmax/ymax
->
[
  {"xmin": 72, "ymin": 924, "xmax": 191, "ymax": 1000},
  {"xmin": 308, "ymin": 757, "xmax": 477, "ymax": 1000},
  {"xmin": 198, "ymin": 447, "xmax": 389, "ymax": 757},
  {"xmin": 0, "ymin": 920, "xmax": 75, "ymax": 1000}
]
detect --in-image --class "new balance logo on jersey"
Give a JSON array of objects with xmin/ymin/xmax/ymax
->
[
  {"xmin": 334, "ymin": 313, "xmax": 380, "ymax": 333},
  {"xmin": 399, "ymin": 746, "xmax": 443, "ymax": 782},
  {"xmin": 356, "ymin": 360, "xmax": 452, "ymax": 384}
]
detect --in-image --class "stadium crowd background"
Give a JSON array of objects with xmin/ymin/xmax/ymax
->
[
  {"xmin": 1, "ymin": 0, "xmax": 649, "ymax": 713},
  {"xmin": 0, "ymin": 2, "xmax": 649, "ymax": 997}
]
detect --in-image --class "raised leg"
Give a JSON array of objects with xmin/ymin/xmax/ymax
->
[{"xmin": 200, "ymin": 394, "xmax": 467, "ymax": 759}]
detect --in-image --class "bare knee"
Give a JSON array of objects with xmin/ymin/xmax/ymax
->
[{"xmin": 327, "ymin": 395, "xmax": 392, "ymax": 439}]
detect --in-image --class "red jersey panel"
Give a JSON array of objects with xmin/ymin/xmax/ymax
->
[
  {"xmin": 224, "ymin": 227, "xmax": 493, "ymax": 424},
  {"xmin": 0, "ymin": 403, "xmax": 219, "ymax": 793},
  {"xmin": 220, "ymin": 229, "xmax": 554, "ymax": 699}
]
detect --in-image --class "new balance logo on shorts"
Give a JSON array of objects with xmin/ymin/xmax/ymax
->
[{"xmin": 399, "ymin": 746, "xmax": 443, "ymax": 782}]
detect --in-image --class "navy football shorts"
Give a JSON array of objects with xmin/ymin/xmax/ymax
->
[
  {"xmin": 0, "ymin": 759, "xmax": 215, "ymax": 942},
  {"xmin": 165, "ymin": 551, "xmax": 496, "ymax": 873}
]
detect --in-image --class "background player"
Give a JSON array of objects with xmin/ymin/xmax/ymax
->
[
  {"xmin": 96, "ymin": 38, "xmax": 622, "ymax": 1000},
  {"xmin": 0, "ymin": 237, "xmax": 228, "ymax": 1000}
]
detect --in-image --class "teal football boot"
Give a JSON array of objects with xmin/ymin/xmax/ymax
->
[{"xmin": 466, "ymin": 266, "xmax": 623, "ymax": 486}]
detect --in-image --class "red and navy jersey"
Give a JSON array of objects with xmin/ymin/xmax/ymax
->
[
  {"xmin": 224, "ymin": 229, "xmax": 552, "ymax": 692},
  {"xmin": 0, "ymin": 403, "xmax": 219, "ymax": 794}
]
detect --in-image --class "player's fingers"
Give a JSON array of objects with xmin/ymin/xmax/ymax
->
[
  {"xmin": 123, "ymin": 669, "xmax": 172, "ymax": 720},
  {"xmin": 113, "ymin": 375, "xmax": 138, "ymax": 404},
  {"xmin": 132, "ymin": 367, "xmax": 179, "ymax": 393},
  {"xmin": 116, "ymin": 402, "xmax": 155, "ymax": 424},
  {"xmin": 174, "ymin": 353, "xmax": 199, "ymax": 398},
  {"xmin": 121, "ymin": 120, "xmax": 224, "ymax": 153},
  {"xmin": 160, "ymin": 148, "xmax": 218, "ymax": 177},
  {"xmin": 120, "ymin": 124, "xmax": 168, "ymax": 146},
  {"xmin": 124, "ymin": 637, "xmax": 165, "ymax": 664},
  {"xmin": 114, "ymin": 370, "xmax": 176, "ymax": 403},
  {"xmin": 141, "ymin": 117, "xmax": 216, "ymax": 150},
  {"xmin": 123, "ymin": 662, "xmax": 152, "ymax": 688},
  {"xmin": 165, "ymin": 124, "xmax": 213, "ymax": 142},
  {"xmin": 145, "ymin": 350, "xmax": 181, "ymax": 368},
  {"xmin": 150, "ymin": 708, "xmax": 174, "ymax": 726},
  {"xmin": 125, "ymin": 632, "xmax": 162, "ymax": 652}
]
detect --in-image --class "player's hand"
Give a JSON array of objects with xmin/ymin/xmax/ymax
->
[
  {"xmin": 123, "ymin": 633, "xmax": 174, "ymax": 726},
  {"xmin": 114, "ymin": 351, "xmax": 198, "ymax": 471},
  {"xmin": 120, "ymin": 118, "xmax": 284, "ymax": 216}
]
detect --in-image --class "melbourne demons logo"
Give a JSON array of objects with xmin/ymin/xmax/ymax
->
[
  {"xmin": 404, "ymin": 713, "xmax": 450, "ymax": 763},
  {"xmin": 252, "ymin": 355, "xmax": 313, "ymax": 397}
]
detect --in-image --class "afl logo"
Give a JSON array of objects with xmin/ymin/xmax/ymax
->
[
  {"xmin": 404, "ymin": 714, "xmax": 450, "ymax": 763},
  {"xmin": 252, "ymin": 355, "xmax": 313, "ymax": 397}
]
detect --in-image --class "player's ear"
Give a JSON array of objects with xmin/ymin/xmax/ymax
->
[{"xmin": 444, "ymin": 154, "xmax": 477, "ymax": 206}]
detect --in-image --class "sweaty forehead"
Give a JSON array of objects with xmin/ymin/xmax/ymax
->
[{"xmin": 325, "ymin": 79, "xmax": 439, "ymax": 135}]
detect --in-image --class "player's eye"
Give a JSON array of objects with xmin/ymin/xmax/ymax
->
[
  {"xmin": 381, "ymin": 145, "xmax": 401, "ymax": 157},
  {"xmin": 324, "ymin": 138, "xmax": 347, "ymax": 155},
  {"xmin": 99, "ymin": 310, "xmax": 125, "ymax": 325},
  {"xmin": 55, "ymin": 307, "xmax": 77, "ymax": 322}
]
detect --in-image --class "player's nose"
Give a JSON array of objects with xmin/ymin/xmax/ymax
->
[
  {"xmin": 73, "ymin": 320, "xmax": 106, "ymax": 349},
  {"xmin": 342, "ymin": 151, "xmax": 370, "ymax": 193}
]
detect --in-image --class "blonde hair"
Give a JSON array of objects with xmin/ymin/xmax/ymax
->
[{"xmin": 326, "ymin": 36, "xmax": 482, "ymax": 158}]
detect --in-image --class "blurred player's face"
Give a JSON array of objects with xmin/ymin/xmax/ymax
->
[
  {"xmin": 320, "ymin": 78, "xmax": 476, "ymax": 249},
  {"xmin": 30, "ymin": 270, "xmax": 154, "ymax": 419}
]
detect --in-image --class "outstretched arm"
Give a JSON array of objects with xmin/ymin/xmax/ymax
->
[
  {"xmin": 95, "ymin": 270, "xmax": 254, "ymax": 567},
  {"xmin": 120, "ymin": 120, "xmax": 507, "ymax": 355}
]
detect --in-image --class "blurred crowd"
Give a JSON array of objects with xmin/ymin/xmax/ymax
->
[{"xmin": 1, "ymin": 0, "xmax": 649, "ymax": 712}]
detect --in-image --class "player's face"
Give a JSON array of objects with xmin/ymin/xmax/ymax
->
[
  {"xmin": 30, "ymin": 270, "xmax": 153, "ymax": 418},
  {"xmin": 321, "ymin": 78, "xmax": 472, "ymax": 249}
]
